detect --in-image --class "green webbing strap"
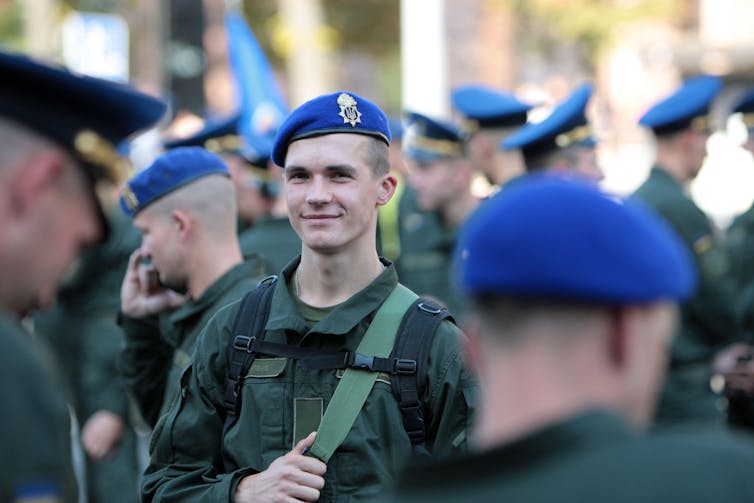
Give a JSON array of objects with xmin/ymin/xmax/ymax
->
[{"xmin": 307, "ymin": 283, "xmax": 417, "ymax": 462}]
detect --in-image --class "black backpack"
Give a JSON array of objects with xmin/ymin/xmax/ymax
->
[{"xmin": 222, "ymin": 275, "xmax": 453, "ymax": 466}]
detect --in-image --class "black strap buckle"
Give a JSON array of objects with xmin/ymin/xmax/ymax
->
[
  {"xmin": 233, "ymin": 335, "xmax": 256, "ymax": 353},
  {"xmin": 394, "ymin": 358, "xmax": 417, "ymax": 375}
]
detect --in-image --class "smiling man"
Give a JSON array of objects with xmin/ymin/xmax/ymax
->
[{"xmin": 142, "ymin": 91, "xmax": 475, "ymax": 503}]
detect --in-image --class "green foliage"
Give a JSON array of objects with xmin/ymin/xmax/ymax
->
[{"xmin": 0, "ymin": 0, "xmax": 23, "ymax": 50}]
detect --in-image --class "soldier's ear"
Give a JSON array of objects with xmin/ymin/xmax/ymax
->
[
  {"xmin": 7, "ymin": 149, "xmax": 66, "ymax": 217},
  {"xmin": 376, "ymin": 173, "xmax": 398, "ymax": 207},
  {"xmin": 171, "ymin": 209, "xmax": 193, "ymax": 239}
]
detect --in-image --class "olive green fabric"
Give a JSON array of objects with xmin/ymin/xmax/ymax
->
[
  {"xmin": 632, "ymin": 167, "xmax": 739, "ymax": 425},
  {"xmin": 33, "ymin": 207, "xmax": 142, "ymax": 503},
  {"xmin": 0, "ymin": 309, "xmax": 77, "ymax": 503},
  {"xmin": 725, "ymin": 203, "xmax": 754, "ymax": 292},
  {"xmin": 142, "ymin": 259, "xmax": 476, "ymax": 502},
  {"xmin": 119, "ymin": 259, "xmax": 262, "ymax": 427},
  {"xmin": 389, "ymin": 409, "xmax": 754, "ymax": 502},
  {"xmin": 239, "ymin": 215, "xmax": 301, "ymax": 275},
  {"xmin": 396, "ymin": 187, "xmax": 466, "ymax": 319}
]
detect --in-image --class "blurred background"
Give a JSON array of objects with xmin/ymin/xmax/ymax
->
[{"xmin": 4, "ymin": 0, "xmax": 754, "ymax": 227}]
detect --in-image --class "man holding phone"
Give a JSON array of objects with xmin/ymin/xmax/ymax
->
[{"xmin": 118, "ymin": 147, "xmax": 263, "ymax": 427}]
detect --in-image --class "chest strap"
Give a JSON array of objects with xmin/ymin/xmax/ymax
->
[{"xmin": 307, "ymin": 283, "xmax": 418, "ymax": 462}]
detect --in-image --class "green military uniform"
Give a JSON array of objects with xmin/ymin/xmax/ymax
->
[
  {"xmin": 238, "ymin": 215, "xmax": 301, "ymax": 275},
  {"xmin": 119, "ymin": 260, "xmax": 261, "ymax": 427},
  {"xmin": 142, "ymin": 259, "xmax": 475, "ymax": 502},
  {"xmin": 725, "ymin": 203, "xmax": 754, "ymax": 291},
  {"xmin": 0, "ymin": 310, "xmax": 78, "ymax": 502},
  {"xmin": 390, "ymin": 409, "xmax": 754, "ymax": 502},
  {"xmin": 632, "ymin": 167, "xmax": 739, "ymax": 425},
  {"xmin": 33, "ymin": 208, "xmax": 142, "ymax": 503},
  {"xmin": 396, "ymin": 188, "xmax": 466, "ymax": 319}
]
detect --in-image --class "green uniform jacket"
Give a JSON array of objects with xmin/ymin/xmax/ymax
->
[
  {"xmin": 238, "ymin": 215, "xmax": 301, "ymax": 275},
  {"xmin": 632, "ymin": 167, "xmax": 739, "ymax": 424},
  {"xmin": 725, "ymin": 203, "xmax": 754, "ymax": 292},
  {"xmin": 396, "ymin": 188, "xmax": 466, "ymax": 319},
  {"xmin": 633, "ymin": 167, "xmax": 738, "ymax": 364},
  {"xmin": 0, "ymin": 310, "xmax": 77, "ymax": 503},
  {"xmin": 143, "ymin": 260, "xmax": 476, "ymax": 502},
  {"xmin": 390, "ymin": 409, "xmax": 754, "ymax": 502},
  {"xmin": 119, "ymin": 260, "xmax": 261, "ymax": 427}
]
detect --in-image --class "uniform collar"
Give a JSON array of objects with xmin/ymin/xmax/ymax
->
[
  {"xmin": 650, "ymin": 165, "xmax": 684, "ymax": 190},
  {"xmin": 266, "ymin": 256, "xmax": 399, "ymax": 337},
  {"xmin": 169, "ymin": 260, "xmax": 258, "ymax": 323}
]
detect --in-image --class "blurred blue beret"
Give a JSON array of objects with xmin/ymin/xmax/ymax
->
[
  {"xmin": 452, "ymin": 84, "xmax": 532, "ymax": 131},
  {"xmin": 456, "ymin": 174, "xmax": 696, "ymax": 302},
  {"xmin": 732, "ymin": 87, "xmax": 754, "ymax": 131},
  {"xmin": 0, "ymin": 50, "xmax": 166, "ymax": 185},
  {"xmin": 403, "ymin": 111, "xmax": 466, "ymax": 162},
  {"xmin": 120, "ymin": 147, "xmax": 230, "ymax": 217},
  {"xmin": 502, "ymin": 83, "xmax": 594, "ymax": 159},
  {"xmin": 388, "ymin": 117, "xmax": 405, "ymax": 142},
  {"xmin": 272, "ymin": 91, "xmax": 390, "ymax": 167},
  {"xmin": 639, "ymin": 75, "xmax": 721, "ymax": 135},
  {"xmin": 164, "ymin": 111, "xmax": 273, "ymax": 168}
]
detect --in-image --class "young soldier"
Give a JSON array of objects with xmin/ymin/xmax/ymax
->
[
  {"xmin": 118, "ymin": 147, "xmax": 262, "ymax": 427},
  {"xmin": 0, "ymin": 50, "xmax": 165, "ymax": 502},
  {"xmin": 392, "ymin": 176, "xmax": 754, "ymax": 502},
  {"xmin": 143, "ymin": 92, "xmax": 474, "ymax": 502}
]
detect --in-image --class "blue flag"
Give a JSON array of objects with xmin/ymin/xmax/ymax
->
[{"xmin": 225, "ymin": 11, "xmax": 288, "ymax": 155}]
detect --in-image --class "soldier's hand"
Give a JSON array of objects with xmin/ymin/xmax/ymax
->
[
  {"xmin": 235, "ymin": 432, "xmax": 326, "ymax": 503},
  {"xmin": 81, "ymin": 410, "xmax": 125, "ymax": 461},
  {"xmin": 121, "ymin": 249, "xmax": 187, "ymax": 318}
]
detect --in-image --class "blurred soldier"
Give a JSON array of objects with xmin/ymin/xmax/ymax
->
[
  {"xmin": 143, "ymin": 91, "xmax": 474, "ymax": 502},
  {"xmin": 715, "ymin": 88, "xmax": 754, "ymax": 428},
  {"xmin": 400, "ymin": 112, "xmax": 478, "ymax": 317},
  {"xmin": 165, "ymin": 113, "xmax": 301, "ymax": 275},
  {"xmin": 725, "ymin": 88, "xmax": 754, "ymax": 291},
  {"xmin": 392, "ymin": 176, "xmax": 754, "ymax": 502},
  {"xmin": 451, "ymin": 84, "xmax": 532, "ymax": 187},
  {"xmin": 632, "ymin": 75, "xmax": 739, "ymax": 427},
  {"xmin": 33, "ymin": 204, "xmax": 143, "ymax": 503},
  {"xmin": 118, "ymin": 147, "xmax": 261, "ymax": 427},
  {"xmin": 502, "ymin": 83, "xmax": 603, "ymax": 182},
  {"xmin": 0, "ymin": 50, "xmax": 165, "ymax": 502}
]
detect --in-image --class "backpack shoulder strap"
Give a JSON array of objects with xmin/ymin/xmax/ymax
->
[
  {"xmin": 222, "ymin": 275, "xmax": 277, "ymax": 435},
  {"xmin": 391, "ymin": 295, "xmax": 454, "ymax": 455}
]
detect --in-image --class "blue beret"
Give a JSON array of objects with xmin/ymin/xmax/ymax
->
[
  {"xmin": 451, "ymin": 84, "xmax": 532, "ymax": 131},
  {"xmin": 272, "ymin": 91, "xmax": 390, "ymax": 167},
  {"xmin": 403, "ymin": 111, "xmax": 466, "ymax": 162},
  {"xmin": 502, "ymin": 83, "xmax": 594, "ymax": 159},
  {"xmin": 456, "ymin": 174, "xmax": 696, "ymax": 302},
  {"xmin": 0, "ymin": 50, "xmax": 166, "ymax": 184},
  {"xmin": 120, "ymin": 147, "xmax": 230, "ymax": 217},
  {"xmin": 639, "ymin": 75, "xmax": 721, "ymax": 135}
]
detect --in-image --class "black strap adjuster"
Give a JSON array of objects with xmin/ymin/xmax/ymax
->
[
  {"xmin": 394, "ymin": 358, "xmax": 417, "ymax": 375},
  {"xmin": 233, "ymin": 335, "xmax": 256, "ymax": 353}
]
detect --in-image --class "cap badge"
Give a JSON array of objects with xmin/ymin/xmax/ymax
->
[
  {"xmin": 337, "ymin": 93, "xmax": 362, "ymax": 127},
  {"xmin": 121, "ymin": 184, "xmax": 139, "ymax": 213}
]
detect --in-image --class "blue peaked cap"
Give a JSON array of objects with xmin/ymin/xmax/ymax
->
[
  {"xmin": 164, "ymin": 111, "xmax": 273, "ymax": 167},
  {"xmin": 120, "ymin": 147, "xmax": 230, "ymax": 217},
  {"xmin": 455, "ymin": 174, "xmax": 696, "ymax": 302},
  {"xmin": 502, "ymin": 83, "xmax": 595, "ymax": 159},
  {"xmin": 272, "ymin": 91, "xmax": 390, "ymax": 167},
  {"xmin": 639, "ymin": 75, "xmax": 721, "ymax": 135},
  {"xmin": 452, "ymin": 84, "xmax": 532, "ymax": 130},
  {"xmin": 0, "ymin": 50, "xmax": 166, "ymax": 185},
  {"xmin": 403, "ymin": 111, "xmax": 466, "ymax": 162}
]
